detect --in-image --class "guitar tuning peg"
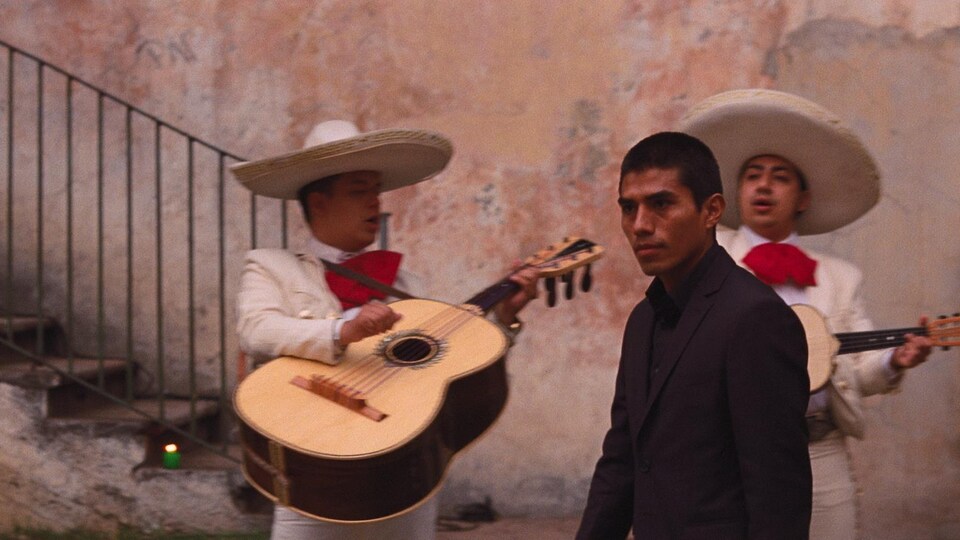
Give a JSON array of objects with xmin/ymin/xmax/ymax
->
[
  {"xmin": 581, "ymin": 264, "xmax": 593, "ymax": 292},
  {"xmin": 545, "ymin": 276, "xmax": 557, "ymax": 307},
  {"xmin": 562, "ymin": 272, "xmax": 574, "ymax": 300}
]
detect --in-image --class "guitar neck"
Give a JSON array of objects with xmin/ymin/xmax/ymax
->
[
  {"xmin": 462, "ymin": 277, "xmax": 522, "ymax": 314},
  {"xmin": 458, "ymin": 237, "xmax": 603, "ymax": 314},
  {"xmin": 835, "ymin": 326, "xmax": 926, "ymax": 355}
]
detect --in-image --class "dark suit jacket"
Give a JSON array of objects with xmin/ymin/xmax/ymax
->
[{"xmin": 577, "ymin": 245, "xmax": 812, "ymax": 539}]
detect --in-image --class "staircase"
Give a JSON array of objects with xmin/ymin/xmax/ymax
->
[
  {"xmin": 0, "ymin": 314, "xmax": 271, "ymax": 533},
  {"xmin": 0, "ymin": 38, "xmax": 281, "ymax": 534}
]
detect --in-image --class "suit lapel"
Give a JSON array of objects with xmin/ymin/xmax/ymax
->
[
  {"xmin": 634, "ymin": 248, "xmax": 734, "ymax": 431},
  {"xmin": 630, "ymin": 302, "xmax": 653, "ymax": 404}
]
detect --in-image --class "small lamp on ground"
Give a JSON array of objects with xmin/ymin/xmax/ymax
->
[{"xmin": 162, "ymin": 443, "xmax": 181, "ymax": 469}]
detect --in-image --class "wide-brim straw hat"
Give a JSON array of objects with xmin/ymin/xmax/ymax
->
[
  {"xmin": 678, "ymin": 89, "xmax": 880, "ymax": 235},
  {"xmin": 230, "ymin": 120, "xmax": 453, "ymax": 200}
]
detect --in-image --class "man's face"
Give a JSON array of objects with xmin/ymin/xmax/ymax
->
[
  {"xmin": 308, "ymin": 170, "xmax": 382, "ymax": 252},
  {"xmin": 736, "ymin": 155, "xmax": 810, "ymax": 242},
  {"xmin": 619, "ymin": 167, "xmax": 723, "ymax": 291}
]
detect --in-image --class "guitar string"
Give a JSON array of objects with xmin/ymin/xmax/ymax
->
[
  {"xmin": 357, "ymin": 251, "xmax": 597, "ymax": 391},
  {"xmin": 317, "ymin": 251, "xmax": 594, "ymax": 397},
  {"xmin": 325, "ymin": 303, "xmax": 472, "ymax": 388},
  {"xmin": 360, "ymin": 308, "xmax": 478, "ymax": 393},
  {"xmin": 838, "ymin": 326, "xmax": 959, "ymax": 348},
  {"xmin": 321, "ymin": 306, "xmax": 474, "ymax": 394}
]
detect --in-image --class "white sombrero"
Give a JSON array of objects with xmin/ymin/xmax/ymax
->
[
  {"xmin": 230, "ymin": 120, "xmax": 453, "ymax": 199},
  {"xmin": 678, "ymin": 89, "xmax": 880, "ymax": 235}
]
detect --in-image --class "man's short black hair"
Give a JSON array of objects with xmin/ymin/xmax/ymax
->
[
  {"xmin": 619, "ymin": 131, "xmax": 723, "ymax": 208},
  {"xmin": 297, "ymin": 174, "xmax": 340, "ymax": 222}
]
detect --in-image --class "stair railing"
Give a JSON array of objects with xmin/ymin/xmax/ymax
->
[{"xmin": 0, "ymin": 38, "xmax": 296, "ymax": 461}]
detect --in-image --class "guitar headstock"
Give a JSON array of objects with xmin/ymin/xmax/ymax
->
[
  {"xmin": 524, "ymin": 237, "xmax": 604, "ymax": 306},
  {"xmin": 525, "ymin": 237, "xmax": 605, "ymax": 277},
  {"xmin": 929, "ymin": 314, "xmax": 960, "ymax": 349}
]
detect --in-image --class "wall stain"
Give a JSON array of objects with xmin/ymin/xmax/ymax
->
[{"xmin": 135, "ymin": 30, "xmax": 197, "ymax": 68}]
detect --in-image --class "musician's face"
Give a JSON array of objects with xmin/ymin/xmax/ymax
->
[
  {"xmin": 737, "ymin": 155, "xmax": 810, "ymax": 242},
  {"xmin": 308, "ymin": 171, "xmax": 382, "ymax": 252},
  {"xmin": 619, "ymin": 167, "xmax": 723, "ymax": 291}
]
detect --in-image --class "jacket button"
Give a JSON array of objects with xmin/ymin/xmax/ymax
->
[{"xmin": 639, "ymin": 460, "xmax": 651, "ymax": 473}]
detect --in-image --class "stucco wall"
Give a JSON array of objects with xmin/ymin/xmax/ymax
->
[{"xmin": 1, "ymin": 1, "xmax": 959, "ymax": 537}]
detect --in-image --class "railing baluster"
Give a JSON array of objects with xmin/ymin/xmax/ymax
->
[
  {"xmin": 281, "ymin": 199, "xmax": 288, "ymax": 249},
  {"xmin": 155, "ymin": 121, "xmax": 165, "ymax": 422},
  {"xmin": 125, "ymin": 107, "xmax": 134, "ymax": 402},
  {"xmin": 187, "ymin": 138, "xmax": 197, "ymax": 436},
  {"xmin": 96, "ymin": 92, "xmax": 105, "ymax": 389},
  {"xmin": 5, "ymin": 47, "xmax": 14, "ymax": 331},
  {"xmin": 250, "ymin": 192, "xmax": 257, "ymax": 249},
  {"xmin": 65, "ymin": 76, "xmax": 74, "ymax": 373},
  {"xmin": 217, "ymin": 153, "xmax": 228, "ymax": 452},
  {"xmin": 35, "ymin": 62, "xmax": 44, "ymax": 358}
]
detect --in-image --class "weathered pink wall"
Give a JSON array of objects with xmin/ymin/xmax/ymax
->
[{"xmin": 2, "ymin": 1, "xmax": 959, "ymax": 536}]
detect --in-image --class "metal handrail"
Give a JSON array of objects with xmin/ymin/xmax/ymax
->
[{"xmin": 0, "ymin": 37, "xmax": 290, "ymax": 462}]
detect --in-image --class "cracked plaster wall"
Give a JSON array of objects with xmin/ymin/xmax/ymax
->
[{"xmin": 0, "ymin": 1, "xmax": 958, "ymax": 537}]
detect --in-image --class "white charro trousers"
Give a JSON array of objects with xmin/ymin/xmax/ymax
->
[
  {"xmin": 270, "ymin": 497, "xmax": 439, "ymax": 540},
  {"xmin": 809, "ymin": 433, "xmax": 858, "ymax": 540}
]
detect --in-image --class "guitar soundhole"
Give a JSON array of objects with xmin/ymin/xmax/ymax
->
[{"xmin": 379, "ymin": 330, "xmax": 446, "ymax": 367}]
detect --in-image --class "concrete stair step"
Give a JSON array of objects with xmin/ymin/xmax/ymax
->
[
  {"xmin": 0, "ymin": 356, "xmax": 130, "ymax": 388},
  {"xmin": 0, "ymin": 315, "xmax": 57, "ymax": 335},
  {"xmin": 50, "ymin": 396, "xmax": 220, "ymax": 425},
  {"xmin": 0, "ymin": 314, "xmax": 64, "ymax": 358}
]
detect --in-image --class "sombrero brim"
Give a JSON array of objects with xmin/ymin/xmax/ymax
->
[
  {"xmin": 230, "ymin": 128, "xmax": 453, "ymax": 199},
  {"xmin": 678, "ymin": 89, "xmax": 880, "ymax": 235}
]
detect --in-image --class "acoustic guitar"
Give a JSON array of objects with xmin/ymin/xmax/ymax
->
[
  {"xmin": 792, "ymin": 304, "xmax": 960, "ymax": 393},
  {"xmin": 233, "ymin": 237, "xmax": 603, "ymax": 523}
]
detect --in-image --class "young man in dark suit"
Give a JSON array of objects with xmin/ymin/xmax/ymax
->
[{"xmin": 577, "ymin": 132, "xmax": 812, "ymax": 539}]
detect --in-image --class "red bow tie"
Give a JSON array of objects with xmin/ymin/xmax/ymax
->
[
  {"xmin": 325, "ymin": 250, "xmax": 403, "ymax": 310},
  {"xmin": 742, "ymin": 242, "xmax": 817, "ymax": 287}
]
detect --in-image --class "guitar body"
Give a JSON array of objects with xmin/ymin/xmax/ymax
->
[
  {"xmin": 234, "ymin": 298, "xmax": 510, "ymax": 523},
  {"xmin": 792, "ymin": 304, "xmax": 842, "ymax": 393}
]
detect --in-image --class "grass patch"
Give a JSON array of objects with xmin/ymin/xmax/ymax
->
[{"xmin": 0, "ymin": 527, "xmax": 268, "ymax": 540}]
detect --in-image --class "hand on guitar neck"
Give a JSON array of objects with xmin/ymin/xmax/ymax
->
[
  {"xmin": 889, "ymin": 314, "xmax": 933, "ymax": 372},
  {"xmin": 493, "ymin": 264, "xmax": 540, "ymax": 326}
]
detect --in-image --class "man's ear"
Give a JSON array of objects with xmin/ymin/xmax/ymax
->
[
  {"xmin": 703, "ymin": 193, "xmax": 725, "ymax": 229},
  {"xmin": 796, "ymin": 189, "xmax": 812, "ymax": 215}
]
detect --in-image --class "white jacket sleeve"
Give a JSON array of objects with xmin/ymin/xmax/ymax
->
[{"xmin": 236, "ymin": 249, "xmax": 344, "ymax": 366}]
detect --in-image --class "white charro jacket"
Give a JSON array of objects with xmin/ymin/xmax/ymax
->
[
  {"xmin": 718, "ymin": 227, "xmax": 902, "ymax": 440},
  {"xmin": 236, "ymin": 249, "xmax": 348, "ymax": 366}
]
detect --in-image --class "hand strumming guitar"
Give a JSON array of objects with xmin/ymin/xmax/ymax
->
[{"xmin": 339, "ymin": 301, "xmax": 403, "ymax": 346}]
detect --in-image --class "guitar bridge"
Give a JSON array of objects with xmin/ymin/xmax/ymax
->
[{"xmin": 290, "ymin": 374, "xmax": 387, "ymax": 422}]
